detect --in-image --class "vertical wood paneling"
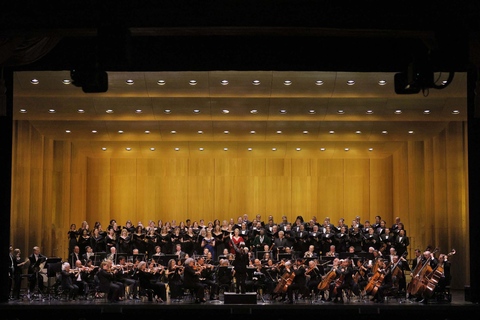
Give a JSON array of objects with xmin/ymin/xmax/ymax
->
[
  {"xmin": 110, "ymin": 158, "xmax": 137, "ymax": 224},
  {"xmin": 424, "ymin": 138, "xmax": 435, "ymax": 248},
  {"xmin": 433, "ymin": 130, "xmax": 448, "ymax": 253},
  {"xmin": 292, "ymin": 159, "xmax": 318, "ymax": 219},
  {"xmin": 344, "ymin": 159, "xmax": 370, "ymax": 224},
  {"xmin": 370, "ymin": 157, "xmax": 393, "ymax": 224},
  {"xmin": 317, "ymin": 159, "xmax": 344, "ymax": 221},
  {"xmin": 408, "ymin": 141, "xmax": 426, "ymax": 251},
  {"xmin": 136, "ymin": 159, "xmax": 157, "ymax": 224},
  {"xmin": 87, "ymin": 158, "xmax": 111, "ymax": 226},
  {"xmin": 266, "ymin": 159, "xmax": 291, "ymax": 221}
]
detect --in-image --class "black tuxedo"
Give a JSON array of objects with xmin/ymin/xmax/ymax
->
[
  {"xmin": 97, "ymin": 269, "xmax": 122, "ymax": 301},
  {"xmin": 61, "ymin": 270, "xmax": 78, "ymax": 299},
  {"xmin": 28, "ymin": 253, "xmax": 47, "ymax": 291},
  {"xmin": 184, "ymin": 265, "xmax": 206, "ymax": 300},
  {"xmin": 70, "ymin": 252, "xmax": 82, "ymax": 266}
]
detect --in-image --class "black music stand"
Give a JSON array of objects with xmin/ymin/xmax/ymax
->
[
  {"xmin": 132, "ymin": 253, "xmax": 146, "ymax": 263},
  {"xmin": 93, "ymin": 253, "xmax": 107, "ymax": 266},
  {"xmin": 278, "ymin": 253, "xmax": 292, "ymax": 261},
  {"xmin": 45, "ymin": 259, "xmax": 62, "ymax": 301}
]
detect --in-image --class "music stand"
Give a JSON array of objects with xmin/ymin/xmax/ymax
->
[
  {"xmin": 278, "ymin": 253, "xmax": 292, "ymax": 261},
  {"xmin": 45, "ymin": 260, "xmax": 62, "ymax": 301},
  {"xmin": 256, "ymin": 251, "xmax": 270, "ymax": 260},
  {"xmin": 132, "ymin": 253, "xmax": 146, "ymax": 263},
  {"xmin": 93, "ymin": 253, "xmax": 107, "ymax": 266},
  {"xmin": 30, "ymin": 256, "xmax": 47, "ymax": 301}
]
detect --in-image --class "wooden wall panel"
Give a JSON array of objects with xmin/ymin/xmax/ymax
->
[
  {"xmin": 317, "ymin": 159, "xmax": 344, "ymax": 222},
  {"xmin": 136, "ymin": 159, "xmax": 157, "ymax": 225},
  {"xmin": 424, "ymin": 138, "xmax": 436, "ymax": 248},
  {"xmin": 110, "ymin": 158, "xmax": 137, "ymax": 224},
  {"xmin": 344, "ymin": 159, "xmax": 370, "ymax": 224},
  {"xmin": 266, "ymin": 159, "xmax": 291, "ymax": 221},
  {"xmin": 292, "ymin": 159, "xmax": 318, "ymax": 219},
  {"xmin": 407, "ymin": 141, "xmax": 426, "ymax": 250},
  {"xmin": 70, "ymin": 144, "xmax": 87, "ymax": 225},
  {"xmin": 86, "ymin": 158, "xmax": 110, "ymax": 226},
  {"xmin": 370, "ymin": 157, "xmax": 393, "ymax": 225},
  {"xmin": 433, "ymin": 129, "xmax": 449, "ymax": 253}
]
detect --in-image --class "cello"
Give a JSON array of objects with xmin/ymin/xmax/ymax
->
[
  {"xmin": 364, "ymin": 261, "xmax": 391, "ymax": 296},
  {"xmin": 274, "ymin": 262, "xmax": 295, "ymax": 294},
  {"xmin": 317, "ymin": 264, "xmax": 338, "ymax": 291}
]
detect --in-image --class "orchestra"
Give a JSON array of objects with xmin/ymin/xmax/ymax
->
[{"xmin": 6, "ymin": 215, "xmax": 455, "ymax": 305}]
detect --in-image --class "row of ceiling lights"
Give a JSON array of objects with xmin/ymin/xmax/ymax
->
[
  {"xmin": 101, "ymin": 147, "xmax": 374, "ymax": 152},
  {"xmin": 32, "ymin": 78, "xmax": 423, "ymax": 86},
  {"xmin": 64, "ymin": 129, "xmax": 415, "ymax": 134},
  {"xmin": 18, "ymin": 108, "xmax": 462, "ymax": 115}
]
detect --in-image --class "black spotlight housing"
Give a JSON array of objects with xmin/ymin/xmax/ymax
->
[{"xmin": 71, "ymin": 68, "xmax": 108, "ymax": 93}]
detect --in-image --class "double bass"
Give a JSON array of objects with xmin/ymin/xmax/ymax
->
[
  {"xmin": 423, "ymin": 249, "xmax": 456, "ymax": 298},
  {"xmin": 407, "ymin": 247, "xmax": 439, "ymax": 296}
]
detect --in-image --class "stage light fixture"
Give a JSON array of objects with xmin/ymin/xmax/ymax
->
[
  {"xmin": 394, "ymin": 110, "xmax": 402, "ymax": 114},
  {"xmin": 308, "ymin": 110, "xmax": 316, "ymax": 114},
  {"xmin": 63, "ymin": 79, "xmax": 71, "ymax": 85},
  {"xmin": 222, "ymin": 110, "xmax": 230, "ymax": 114},
  {"xmin": 48, "ymin": 109, "xmax": 56, "ymax": 113},
  {"xmin": 452, "ymin": 110, "xmax": 460, "ymax": 114},
  {"xmin": 77, "ymin": 109, "xmax": 85, "ymax": 113},
  {"xmin": 126, "ymin": 80, "xmax": 134, "ymax": 85},
  {"xmin": 198, "ymin": 131, "xmax": 203, "ymax": 134},
  {"xmin": 157, "ymin": 80, "xmax": 166, "ymax": 85},
  {"xmin": 199, "ymin": 148, "xmax": 204, "ymax": 151},
  {"xmin": 221, "ymin": 80, "xmax": 229, "ymax": 85},
  {"xmin": 284, "ymin": 80, "xmax": 292, "ymax": 85},
  {"xmin": 101, "ymin": 147, "xmax": 107, "ymax": 151},
  {"xmin": 171, "ymin": 131, "xmax": 177, "ymax": 134},
  {"xmin": 248, "ymin": 148, "xmax": 253, "ymax": 151},
  {"xmin": 135, "ymin": 109, "xmax": 142, "ymax": 113},
  {"xmin": 272, "ymin": 148, "xmax": 277, "ymax": 151},
  {"xmin": 366, "ymin": 110, "xmax": 374, "ymax": 114},
  {"xmin": 279, "ymin": 110, "xmax": 287, "ymax": 114},
  {"xmin": 106, "ymin": 109, "xmax": 114, "ymax": 114},
  {"xmin": 65, "ymin": 130, "xmax": 71, "ymax": 133},
  {"xmin": 19, "ymin": 109, "xmax": 27, "ymax": 113},
  {"xmin": 329, "ymin": 131, "xmax": 335, "ymax": 134},
  {"xmin": 126, "ymin": 147, "xmax": 131, "ymax": 151},
  {"xmin": 320, "ymin": 148, "xmax": 326, "ymax": 151},
  {"xmin": 250, "ymin": 110, "xmax": 258, "ymax": 114},
  {"xmin": 315, "ymin": 80, "xmax": 324, "ymax": 85},
  {"xmin": 347, "ymin": 80, "xmax": 355, "ymax": 85},
  {"xmin": 92, "ymin": 130, "xmax": 97, "ymax": 134},
  {"xmin": 250, "ymin": 131, "xmax": 256, "ymax": 134},
  {"xmin": 150, "ymin": 148, "xmax": 155, "ymax": 151},
  {"xmin": 144, "ymin": 131, "xmax": 150, "ymax": 134},
  {"xmin": 296, "ymin": 148, "xmax": 301, "ymax": 151},
  {"xmin": 175, "ymin": 148, "xmax": 180, "ymax": 151},
  {"xmin": 253, "ymin": 80, "xmax": 261, "ymax": 85},
  {"xmin": 164, "ymin": 109, "xmax": 171, "ymax": 114},
  {"xmin": 189, "ymin": 80, "xmax": 197, "ymax": 85},
  {"xmin": 423, "ymin": 110, "xmax": 431, "ymax": 114},
  {"xmin": 337, "ymin": 110, "xmax": 345, "ymax": 114},
  {"xmin": 118, "ymin": 130, "xmax": 124, "ymax": 134},
  {"xmin": 378, "ymin": 80, "xmax": 387, "ymax": 85},
  {"xmin": 31, "ymin": 79, "xmax": 39, "ymax": 84},
  {"xmin": 193, "ymin": 109, "xmax": 200, "ymax": 114},
  {"xmin": 224, "ymin": 148, "xmax": 228, "ymax": 151}
]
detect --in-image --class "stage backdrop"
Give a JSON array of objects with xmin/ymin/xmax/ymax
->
[{"xmin": 10, "ymin": 120, "xmax": 469, "ymax": 289}]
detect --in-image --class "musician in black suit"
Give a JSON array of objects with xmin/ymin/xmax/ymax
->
[
  {"xmin": 305, "ymin": 260, "xmax": 324, "ymax": 298},
  {"xmin": 61, "ymin": 263, "xmax": 79, "ymax": 300},
  {"xmin": 82, "ymin": 246, "xmax": 95, "ymax": 265},
  {"xmin": 436, "ymin": 253, "xmax": 452, "ymax": 293},
  {"xmin": 70, "ymin": 246, "xmax": 82, "ymax": 266},
  {"xmin": 197, "ymin": 257, "xmax": 219, "ymax": 300},
  {"xmin": 28, "ymin": 246, "xmax": 47, "ymax": 293},
  {"xmin": 97, "ymin": 261, "xmax": 122, "ymax": 302},
  {"xmin": 286, "ymin": 259, "xmax": 307, "ymax": 303},
  {"xmin": 333, "ymin": 258, "xmax": 354, "ymax": 303},
  {"xmin": 394, "ymin": 229, "xmax": 409, "ymax": 257},
  {"xmin": 183, "ymin": 258, "xmax": 207, "ymax": 303},
  {"xmin": 411, "ymin": 249, "xmax": 422, "ymax": 271},
  {"xmin": 137, "ymin": 261, "xmax": 166, "ymax": 302},
  {"xmin": 230, "ymin": 234, "xmax": 249, "ymax": 294},
  {"xmin": 371, "ymin": 259, "xmax": 393, "ymax": 303}
]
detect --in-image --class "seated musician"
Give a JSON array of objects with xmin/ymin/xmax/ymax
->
[
  {"xmin": 166, "ymin": 259, "xmax": 184, "ymax": 301},
  {"xmin": 435, "ymin": 253, "xmax": 452, "ymax": 293},
  {"xmin": 97, "ymin": 261, "xmax": 123, "ymax": 302},
  {"xmin": 61, "ymin": 263, "xmax": 79, "ymax": 300},
  {"xmin": 73, "ymin": 260, "xmax": 90, "ymax": 299},
  {"xmin": 332, "ymin": 258, "xmax": 354, "ymax": 303},
  {"xmin": 116, "ymin": 256, "xmax": 138, "ymax": 299},
  {"xmin": 370, "ymin": 259, "xmax": 393, "ymax": 303},
  {"xmin": 324, "ymin": 258, "xmax": 340, "ymax": 301},
  {"xmin": 137, "ymin": 261, "xmax": 166, "ymax": 302},
  {"xmin": 251, "ymin": 258, "xmax": 265, "ymax": 294},
  {"xmin": 304, "ymin": 245, "xmax": 318, "ymax": 259},
  {"xmin": 197, "ymin": 257, "xmax": 219, "ymax": 300},
  {"xmin": 353, "ymin": 258, "xmax": 369, "ymax": 294},
  {"xmin": 326, "ymin": 245, "xmax": 339, "ymax": 258},
  {"xmin": 183, "ymin": 257, "xmax": 207, "ymax": 303},
  {"xmin": 82, "ymin": 246, "xmax": 95, "ymax": 265},
  {"xmin": 285, "ymin": 259, "xmax": 307, "ymax": 304},
  {"xmin": 305, "ymin": 260, "xmax": 323, "ymax": 299},
  {"xmin": 391, "ymin": 254, "xmax": 410, "ymax": 293}
]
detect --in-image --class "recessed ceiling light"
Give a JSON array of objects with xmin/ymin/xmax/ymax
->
[
  {"xmin": 248, "ymin": 148, "xmax": 253, "ymax": 151},
  {"xmin": 175, "ymin": 147, "xmax": 180, "ymax": 151},
  {"xmin": 193, "ymin": 109, "xmax": 200, "ymax": 114},
  {"xmin": 101, "ymin": 147, "xmax": 107, "ymax": 151},
  {"xmin": 150, "ymin": 148, "xmax": 156, "ymax": 151},
  {"xmin": 442, "ymin": 80, "xmax": 448, "ymax": 85},
  {"xmin": 329, "ymin": 130, "xmax": 335, "ymax": 134},
  {"xmin": 423, "ymin": 110, "xmax": 431, "ymax": 114},
  {"xmin": 276, "ymin": 130, "xmax": 282, "ymax": 134},
  {"xmin": 337, "ymin": 110, "xmax": 345, "ymax": 114},
  {"xmin": 63, "ymin": 79, "xmax": 71, "ymax": 85},
  {"xmin": 199, "ymin": 148, "xmax": 204, "ymax": 151},
  {"xmin": 19, "ymin": 109, "xmax": 27, "ymax": 113},
  {"xmin": 250, "ymin": 131, "xmax": 256, "ymax": 134},
  {"xmin": 144, "ymin": 130, "xmax": 150, "ymax": 134},
  {"xmin": 252, "ymin": 80, "xmax": 261, "ymax": 85},
  {"xmin": 296, "ymin": 148, "xmax": 301, "ymax": 151},
  {"xmin": 355, "ymin": 130, "xmax": 362, "ymax": 134},
  {"xmin": 369, "ymin": 148, "xmax": 374, "ymax": 151},
  {"xmin": 408, "ymin": 130, "xmax": 415, "ymax": 134},
  {"xmin": 48, "ymin": 109, "xmax": 56, "ymax": 113},
  {"xmin": 378, "ymin": 80, "xmax": 387, "ymax": 85},
  {"xmin": 303, "ymin": 131, "xmax": 309, "ymax": 134},
  {"xmin": 224, "ymin": 130, "xmax": 229, "ymax": 134},
  {"xmin": 223, "ymin": 148, "xmax": 228, "ymax": 151},
  {"xmin": 279, "ymin": 110, "xmax": 287, "ymax": 114},
  {"xmin": 221, "ymin": 80, "xmax": 229, "ymax": 85},
  {"xmin": 92, "ymin": 130, "xmax": 97, "ymax": 134},
  {"xmin": 320, "ymin": 148, "xmax": 326, "ymax": 151},
  {"xmin": 394, "ymin": 110, "xmax": 402, "ymax": 114},
  {"xmin": 171, "ymin": 130, "xmax": 176, "ymax": 134},
  {"xmin": 126, "ymin": 80, "xmax": 134, "ymax": 85},
  {"xmin": 135, "ymin": 109, "xmax": 143, "ymax": 113},
  {"xmin": 366, "ymin": 110, "xmax": 374, "ymax": 114},
  {"xmin": 382, "ymin": 130, "xmax": 388, "ymax": 134},
  {"xmin": 197, "ymin": 130, "xmax": 203, "ymax": 134},
  {"xmin": 30, "ymin": 79, "xmax": 39, "ymax": 85},
  {"xmin": 126, "ymin": 147, "xmax": 131, "ymax": 151},
  {"xmin": 272, "ymin": 148, "xmax": 277, "ymax": 151},
  {"xmin": 118, "ymin": 130, "xmax": 124, "ymax": 134},
  {"xmin": 106, "ymin": 109, "xmax": 114, "ymax": 114},
  {"xmin": 222, "ymin": 110, "xmax": 230, "ymax": 114},
  {"xmin": 308, "ymin": 110, "xmax": 316, "ymax": 114},
  {"xmin": 157, "ymin": 80, "xmax": 166, "ymax": 85},
  {"xmin": 250, "ymin": 109, "xmax": 258, "ymax": 114},
  {"xmin": 345, "ymin": 148, "xmax": 350, "ymax": 151},
  {"xmin": 65, "ymin": 130, "xmax": 71, "ymax": 133},
  {"xmin": 315, "ymin": 80, "xmax": 324, "ymax": 86},
  {"xmin": 347, "ymin": 80, "xmax": 355, "ymax": 85},
  {"xmin": 189, "ymin": 80, "xmax": 197, "ymax": 85},
  {"xmin": 77, "ymin": 109, "xmax": 85, "ymax": 113},
  {"xmin": 284, "ymin": 80, "xmax": 292, "ymax": 86},
  {"xmin": 452, "ymin": 110, "xmax": 460, "ymax": 114}
]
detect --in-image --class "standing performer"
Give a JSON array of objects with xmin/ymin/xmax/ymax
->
[
  {"xmin": 230, "ymin": 233, "xmax": 249, "ymax": 293},
  {"xmin": 28, "ymin": 246, "xmax": 46, "ymax": 294}
]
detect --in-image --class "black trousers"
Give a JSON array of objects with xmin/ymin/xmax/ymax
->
[
  {"xmin": 335, "ymin": 282, "xmax": 352, "ymax": 298},
  {"xmin": 144, "ymin": 282, "xmax": 166, "ymax": 300},
  {"xmin": 287, "ymin": 282, "xmax": 306, "ymax": 301},
  {"xmin": 375, "ymin": 282, "xmax": 392, "ymax": 301},
  {"xmin": 201, "ymin": 279, "xmax": 219, "ymax": 297},
  {"xmin": 29, "ymin": 273, "xmax": 44, "ymax": 292},
  {"xmin": 107, "ymin": 283, "xmax": 122, "ymax": 302},
  {"xmin": 235, "ymin": 273, "xmax": 247, "ymax": 293},
  {"xmin": 185, "ymin": 282, "xmax": 207, "ymax": 300},
  {"xmin": 169, "ymin": 281, "xmax": 183, "ymax": 299},
  {"xmin": 75, "ymin": 280, "xmax": 89, "ymax": 296},
  {"xmin": 63, "ymin": 284, "xmax": 79, "ymax": 299}
]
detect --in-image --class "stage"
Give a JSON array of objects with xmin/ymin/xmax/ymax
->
[{"xmin": 1, "ymin": 290, "xmax": 478, "ymax": 320}]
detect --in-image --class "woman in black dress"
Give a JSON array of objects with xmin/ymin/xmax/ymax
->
[
  {"xmin": 118, "ymin": 229, "xmax": 132, "ymax": 255},
  {"xmin": 133, "ymin": 226, "xmax": 147, "ymax": 254},
  {"xmin": 105, "ymin": 228, "xmax": 117, "ymax": 252},
  {"xmin": 213, "ymin": 224, "xmax": 225, "ymax": 261},
  {"xmin": 92, "ymin": 228, "xmax": 106, "ymax": 252},
  {"xmin": 196, "ymin": 228, "xmax": 206, "ymax": 256},
  {"xmin": 78, "ymin": 229, "xmax": 92, "ymax": 256},
  {"xmin": 68, "ymin": 224, "xmax": 79, "ymax": 257},
  {"xmin": 146, "ymin": 229, "xmax": 158, "ymax": 259},
  {"xmin": 170, "ymin": 227, "xmax": 183, "ymax": 254},
  {"xmin": 183, "ymin": 227, "xmax": 197, "ymax": 256},
  {"xmin": 12, "ymin": 248, "xmax": 26, "ymax": 300},
  {"xmin": 157, "ymin": 226, "xmax": 171, "ymax": 254},
  {"xmin": 166, "ymin": 258, "xmax": 183, "ymax": 301}
]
